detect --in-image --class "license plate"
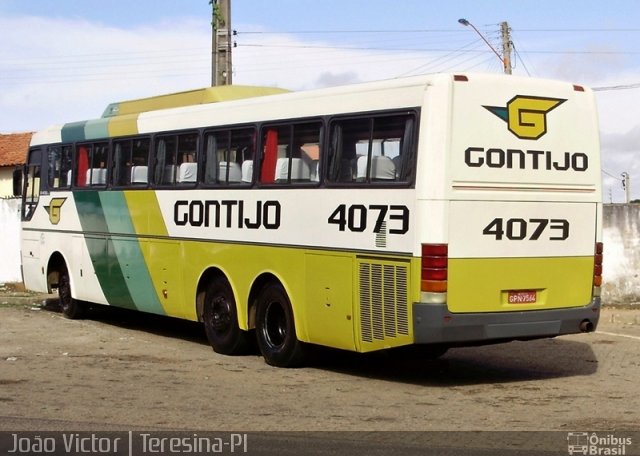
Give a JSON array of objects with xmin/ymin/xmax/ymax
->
[{"xmin": 508, "ymin": 290, "xmax": 537, "ymax": 304}]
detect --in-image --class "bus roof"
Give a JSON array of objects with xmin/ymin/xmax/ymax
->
[
  {"xmin": 101, "ymin": 85, "xmax": 290, "ymax": 118},
  {"xmin": 30, "ymin": 74, "xmax": 591, "ymax": 147}
]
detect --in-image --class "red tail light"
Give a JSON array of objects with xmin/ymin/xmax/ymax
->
[
  {"xmin": 422, "ymin": 244, "xmax": 448, "ymax": 292},
  {"xmin": 593, "ymin": 242, "xmax": 603, "ymax": 288}
]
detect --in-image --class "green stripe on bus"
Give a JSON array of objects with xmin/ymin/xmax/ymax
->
[
  {"xmin": 84, "ymin": 118, "xmax": 110, "ymax": 140},
  {"xmin": 74, "ymin": 191, "xmax": 109, "ymax": 233},
  {"xmin": 99, "ymin": 192, "xmax": 135, "ymax": 235},
  {"xmin": 100, "ymin": 192, "xmax": 166, "ymax": 315},
  {"xmin": 61, "ymin": 121, "xmax": 88, "ymax": 142},
  {"xmin": 74, "ymin": 191, "xmax": 137, "ymax": 311}
]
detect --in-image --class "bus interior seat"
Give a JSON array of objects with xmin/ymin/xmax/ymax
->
[
  {"xmin": 178, "ymin": 162, "xmax": 197, "ymax": 183},
  {"xmin": 357, "ymin": 155, "xmax": 396, "ymax": 180},
  {"xmin": 220, "ymin": 161, "xmax": 242, "ymax": 182},
  {"xmin": 275, "ymin": 157, "xmax": 310, "ymax": 182},
  {"xmin": 241, "ymin": 160, "xmax": 253, "ymax": 183},
  {"xmin": 86, "ymin": 168, "xmax": 106, "ymax": 185},
  {"xmin": 131, "ymin": 166, "xmax": 148, "ymax": 184}
]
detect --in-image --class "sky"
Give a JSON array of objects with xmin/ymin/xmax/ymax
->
[{"xmin": 1, "ymin": 0, "xmax": 639, "ymax": 201}]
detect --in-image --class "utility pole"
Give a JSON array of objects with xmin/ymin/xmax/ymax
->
[
  {"xmin": 211, "ymin": 0, "xmax": 233, "ymax": 86},
  {"xmin": 500, "ymin": 21, "xmax": 512, "ymax": 75},
  {"xmin": 459, "ymin": 19, "xmax": 512, "ymax": 75},
  {"xmin": 622, "ymin": 172, "xmax": 631, "ymax": 203}
]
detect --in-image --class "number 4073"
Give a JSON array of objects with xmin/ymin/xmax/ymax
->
[{"xmin": 482, "ymin": 218, "xmax": 569, "ymax": 241}]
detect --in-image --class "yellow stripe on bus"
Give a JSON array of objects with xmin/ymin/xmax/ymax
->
[{"xmin": 121, "ymin": 191, "xmax": 175, "ymax": 315}]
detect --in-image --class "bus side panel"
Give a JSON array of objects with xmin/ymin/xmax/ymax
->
[
  {"xmin": 21, "ymin": 236, "xmax": 44, "ymax": 292},
  {"xmin": 304, "ymin": 253, "xmax": 356, "ymax": 351}
]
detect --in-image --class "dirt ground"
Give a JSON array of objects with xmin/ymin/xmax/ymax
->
[{"xmin": 1, "ymin": 286, "xmax": 639, "ymax": 432}]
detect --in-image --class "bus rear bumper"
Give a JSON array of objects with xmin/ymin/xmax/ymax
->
[{"xmin": 412, "ymin": 298, "xmax": 601, "ymax": 345}]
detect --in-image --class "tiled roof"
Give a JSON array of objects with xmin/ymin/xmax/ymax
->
[{"xmin": 0, "ymin": 132, "xmax": 32, "ymax": 167}]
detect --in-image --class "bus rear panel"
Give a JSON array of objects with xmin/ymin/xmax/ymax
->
[{"xmin": 413, "ymin": 74, "xmax": 601, "ymax": 345}]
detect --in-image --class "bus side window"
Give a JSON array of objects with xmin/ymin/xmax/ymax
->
[
  {"xmin": 204, "ymin": 128, "xmax": 254, "ymax": 186},
  {"xmin": 75, "ymin": 143, "xmax": 108, "ymax": 187},
  {"xmin": 176, "ymin": 133, "xmax": 198, "ymax": 185},
  {"xmin": 111, "ymin": 141, "xmax": 130, "ymax": 186},
  {"xmin": 327, "ymin": 119, "xmax": 368, "ymax": 183},
  {"xmin": 154, "ymin": 133, "xmax": 197, "ymax": 186},
  {"xmin": 260, "ymin": 122, "xmax": 321, "ymax": 185},
  {"xmin": 47, "ymin": 146, "xmax": 60, "ymax": 189},
  {"xmin": 112, "ymin": 137, "xmax": 150, "ymax": 186},
  {"xmin": 327, "ymin": 112, "xmax": 416, "ymax": 185},
  {"xmin": 22, "ymin": 148, "xmax": 41, "ymax": 221},
  {"xmin": 260, "ymin": 128, "xmax": 279, "ymax": 184},
  {"xmin": 59, "ymin": 146, "xmax": 73, "ymax": 188},
  {"xmin": 154, "ymin": 136, "xmax": 173, "ymax": 185},
  {"xmin": 87, "ymin": 143, "xmax": 108, "ymax": 186},
  {"xmin": 75, "ymin": 145, "xmax": 89, "ymax": 187}
]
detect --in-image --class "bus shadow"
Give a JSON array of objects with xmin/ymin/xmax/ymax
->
[
  {"xmin": 307, "ymin": 339, "xmax": 599, "ymax": 386},
  {"xmin": 43, "ymin": 298, "xmax": 598, "ymax": 385},
  {"xmin": 43, "ymin": 298, "xmax": 209, "ymax": 346}
]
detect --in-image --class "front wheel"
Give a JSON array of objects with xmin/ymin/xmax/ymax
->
[
  {"xmin": 58, "ymin": 266, "xmax": 85, "ymax": 319},
  {"xmin": 203, "ymin": 277, "xmax": 251, "ymax": 355},
  {"xmin": 255, "ymin": 282, "xmax": 306, "ymax": 367}
]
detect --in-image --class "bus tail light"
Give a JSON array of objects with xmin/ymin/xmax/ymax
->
[
  {"xmin": 422, "ymin": 244, "xmax": 448, "ymax": 292},
  {"xmin": 593, "ymin": 242, "xmax": 603, "ymax": 289}
]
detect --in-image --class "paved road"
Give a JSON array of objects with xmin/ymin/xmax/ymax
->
[{"xmin": 0, "ymin": 296, "xmax": 639, "ymax": 454}]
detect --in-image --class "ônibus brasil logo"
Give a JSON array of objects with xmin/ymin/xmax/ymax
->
[{"xmin": 483, "ymin": 95, "xmax": 566, "ymax": 140}]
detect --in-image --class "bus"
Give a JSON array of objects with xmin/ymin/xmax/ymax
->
[{"xmin": 19, "ymin": 73, "xmax": 603, "ymax": 367}]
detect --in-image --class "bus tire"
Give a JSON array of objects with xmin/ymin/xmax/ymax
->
[
  {"xmin": 203, "ymin": 277, "xmax": 251, "ymax": 355},
  {"xmin": 255, "ymin": 282, "xmax": 306, "ymax": 367},
  {"xmin": 58, "ymin": 265, "xmax": 85, "ymax": 319}
]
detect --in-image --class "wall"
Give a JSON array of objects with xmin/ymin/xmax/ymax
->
[
  {"xmin": 603, "ymin": 204, "xmax": 640, "ymax": 305},
  {"xmin": 0, "ymin": 197, "xmax": 22, "ymax": 283},
  {"xmin": 0, "ymin": 167, "xmax": 16, "ymax": 198}
]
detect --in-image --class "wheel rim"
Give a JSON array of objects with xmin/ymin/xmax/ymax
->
[
  {"xmin": 263, "ymin": 300, "xmax": 287, "ymax": 349},
  {"xmin": 210, "ymin": 296, "xmax": 231, "ymax": 333}
]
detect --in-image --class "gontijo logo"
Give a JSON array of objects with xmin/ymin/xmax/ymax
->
[
  {"xmin": 484, "ymin": 95, "xmax": 566, "ymax": 140},
  {"xmin": 44, "ymin": 197, "xmax": 66, "ymax": 225}
]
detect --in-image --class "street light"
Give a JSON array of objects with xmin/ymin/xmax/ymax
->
[{"xmin": 458, "ymin": 18, "xmax": 507, "ymax": 73}]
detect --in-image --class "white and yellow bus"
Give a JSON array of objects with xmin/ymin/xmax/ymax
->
[{"xmin": 19, "ymin": 73, "xmax": 603, "ymax": 367}]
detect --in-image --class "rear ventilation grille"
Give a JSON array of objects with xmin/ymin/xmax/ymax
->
[{"xmin": 359, "ymin": 260, "xmax": 409, "ymax": 343}]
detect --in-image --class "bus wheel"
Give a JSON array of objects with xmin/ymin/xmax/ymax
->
[
  {"xmin": 58, "ymin": 265, "xmax": 85, "ymax": 319},
  {"xmin": 203, "ymin": 277, "xmax": 250, "ymax": 355},
  {"xmin": 255, "ymin": 282, "xmax": 306, "ymax": 367}
]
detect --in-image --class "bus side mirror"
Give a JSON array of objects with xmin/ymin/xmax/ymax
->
[{"xmin": 13, "ymin": 167, "xmax": 22, "ymax": 197}]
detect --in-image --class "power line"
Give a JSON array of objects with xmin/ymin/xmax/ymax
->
[
  {"xmin": 602, "ymin": 169, "xmax": 622, "ymax": 180},
  {"xmin": 593, "ymin": 83, "xmax": 640, "ymax": 91},
  {"xmin": 236, "ymin": 28, "xmax": 462, "ymax": 34},
  {"xmin": 236, "ymin": 27, "xmax": 640, "ymax": 35}
]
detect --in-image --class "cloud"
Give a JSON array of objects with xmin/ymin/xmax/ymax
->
[
  {"xmin": 313, "ymin": 71, "xmax": 361, "ymax": 88},
  {"xmin": 1, "ymin": 14, "xmax": 638, "ymax": 201},
  {"xmin": 600, "ymin": 126, "xmax": 640, "ymax": 201},
  {"xmin": 0, "ymin": 14, "xmax": 211, "ymax": 131}
]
